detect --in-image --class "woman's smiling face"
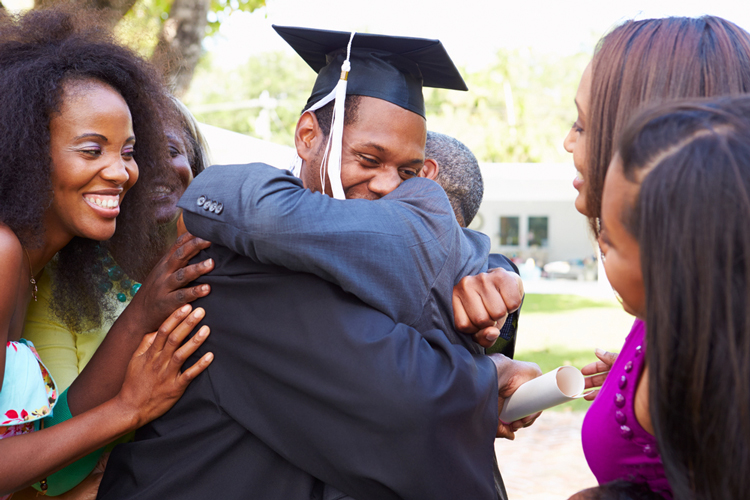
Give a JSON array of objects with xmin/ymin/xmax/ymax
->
[
  {"xmin": 563, "ymin": 62, "xmax": 593, "ymax": 216},
  {"xmin": 150, "ymin": 128, "xmax": 194, "ymax": 225},
  {"xmin": 46, "ymin": 79, "xmax": 138, "ymax": 244}
]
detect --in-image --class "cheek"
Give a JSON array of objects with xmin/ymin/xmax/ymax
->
[
  {"xmin": 339, "ymin": 160, "xmax": 368, "ymax": 191},
  {"xmin": 171, "ymin": 156, "xmax": 193, "ymax": 193},
  {"xmin": 125, "ymin": 162, "xmax": 139, "ymax": 193}
]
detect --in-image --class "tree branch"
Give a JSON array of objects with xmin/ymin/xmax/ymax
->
[{"xmin": 151, "ymin": 0, "xmax": 210, "ymax": 96}]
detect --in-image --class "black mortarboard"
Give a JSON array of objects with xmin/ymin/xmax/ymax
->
[{"xmin": 273, "ymin": 25, "xmax": 468, "ymax": 118}]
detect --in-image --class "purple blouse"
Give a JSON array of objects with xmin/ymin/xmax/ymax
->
[{"xmin": 581, "ymin": 319, "xmax": 672, "ymax": 498}]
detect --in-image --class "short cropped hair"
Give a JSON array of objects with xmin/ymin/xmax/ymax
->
[
  {"xmin": 308, "ymin": 95, "xmax": 362, "ymax": 137},
  {"xmin": 426, "ymin": 131, "xmax": 484, "ymax": 227}
]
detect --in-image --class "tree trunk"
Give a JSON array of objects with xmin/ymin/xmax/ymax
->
[
  {"xmin": 151, "ymin": 0, "xmax": 210, "ymax": 97},
  {"xmin": 34, "ymin": 0, "xmax": 137, "ymax": 26}
]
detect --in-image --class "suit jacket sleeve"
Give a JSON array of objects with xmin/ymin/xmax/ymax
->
[{"xmin": 178, "ymin": 163, "xmax": 464, "ymax": 326}]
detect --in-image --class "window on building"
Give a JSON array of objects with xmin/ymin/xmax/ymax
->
[
  {"xmin": 528, "ymin": 216, "xmax": 549, "ymax": 247},
  {"xmin": 500, "ymin": 216, "xmax": 520, "ymax": 246}
]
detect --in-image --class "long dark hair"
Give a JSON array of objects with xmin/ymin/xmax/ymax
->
[
  {"xmin": 585, "ymin": 16, "xmax": 750, "ymax": 234},
  {"xmin": 0, "ymin": 8, "xmax": 178, "ymax": 330},
  {"xmin": 617, "ymin": 96, "xmax": 750, "ymax": 499}
]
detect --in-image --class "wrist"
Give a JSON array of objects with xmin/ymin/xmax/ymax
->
[{"xmin": 109, "ymin": 393, "xmax": 142, "ymax": 432}]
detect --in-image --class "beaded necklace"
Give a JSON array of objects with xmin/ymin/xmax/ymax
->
[{"xmin": 97, "ymin": 251, "xmax": 141, "ymax": 302}]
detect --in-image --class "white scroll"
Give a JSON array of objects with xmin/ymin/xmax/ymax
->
[{"xmin": 499, "ymin": 366, "xmax": 588, "ymax": 423}]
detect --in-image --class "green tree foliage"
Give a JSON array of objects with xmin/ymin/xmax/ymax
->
[
  {"xmin": 186, "ymin": 46, "xmax": 590, "ymax": 163},
  {"xmin": 184, "ymin": 51, "xmax": 315, "ymax": 146},
  {"xmin": 425, "ymin": 48, "xmax": 590, "ymax": 163}
]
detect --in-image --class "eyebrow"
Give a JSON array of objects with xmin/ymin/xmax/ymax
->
[
  {"xmin": 360, "ymin": 141, "xmax": 386, "ymax": 153},
  {"xmin": 358, "ymin": 141, "xmax": 424, "ymax": 166},
  {"xmin": 574, "ymin": 99, "xmax": 585, "ymax": 119},
  {"xmin": 73, "ymin": 133, "xmax": 136, "ymax": 143}
]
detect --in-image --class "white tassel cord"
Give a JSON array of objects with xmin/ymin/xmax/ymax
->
[{"xmin": 308, "ymin": 31, "xmax": 355, "ymax": 200}]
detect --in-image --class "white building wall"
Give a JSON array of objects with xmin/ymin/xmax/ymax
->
[{"xmin": 471, "ymin": 163, "xmax": 596, "ymax": 264}]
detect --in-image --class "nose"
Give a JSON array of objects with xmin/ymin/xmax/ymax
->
[
  {"xmin": 563, "ymin": 128, "xmax": 575, "ymax": 154},
  {"xmin": 102, "ymin": 156, "xmax": 136, "ymax": 187},
  {"xmin": 368, "ymin": 168, "xmax": 403, "ymax": 198}
]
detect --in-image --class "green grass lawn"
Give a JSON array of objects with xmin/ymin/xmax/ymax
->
[{"xmin": 520, "ymin": 294, "xmax": 619, "ymax": 314}]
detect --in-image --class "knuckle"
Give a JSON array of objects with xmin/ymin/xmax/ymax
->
[
  {"xmin": 175, "ymin": 268, "xmax": 186, "ymax": 283},
  {"xmin": 175, "ymin": 290, "xmax": 186, "ymax": 303}
]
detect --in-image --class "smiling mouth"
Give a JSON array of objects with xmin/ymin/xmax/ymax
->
[
  {"xmin": 152, "ymin": 185, "xmax": 174, "ymax": 195},
  {"xmin": 84, "ymin": 194, "xmax": 120, "ymax": 209}
]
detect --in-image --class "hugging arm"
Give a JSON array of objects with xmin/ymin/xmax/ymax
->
[
  {"xmin": 0, "ymin": 307, "xmax": 212, "ymax": 495},
  {"xmin": 66, "ymin": 233, "xmax": 213, "ymax": 415},
  {"xmin": 178, "ymin": 163, "xmax": 461, "ymax": 325}
]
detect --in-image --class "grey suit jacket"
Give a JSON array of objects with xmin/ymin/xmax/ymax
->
[
  {"xmin": 179, "ymin": 163, "xmax": 516, "ymax": 355},
  {"xmin": 98, "ymin": 245, "xmax": 501, "ymax": 499}
]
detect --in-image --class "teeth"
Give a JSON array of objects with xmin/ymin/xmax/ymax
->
[
  {"xmin": 85, "ymin": 196, "xmax": 119, "ymax": 209},
  {"xmin": 153, "ymin": 186, "xmax": 171, "ymax": 195}
]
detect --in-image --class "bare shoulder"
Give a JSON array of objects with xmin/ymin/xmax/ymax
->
[{"xmin": 0, "ymin": 224, "xmax": 24, "ymax": 273}]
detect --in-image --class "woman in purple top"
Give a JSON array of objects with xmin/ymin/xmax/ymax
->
[{"xmin": 561, "ymin": 16, "xmax": 750, "ymax": 498}]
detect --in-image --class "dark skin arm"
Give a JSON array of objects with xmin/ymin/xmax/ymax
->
[
  {"xmin": 67, "ymin": 233, "xmax": 213, "ymax": 415},
  {"xmin": 0, "ymin": 306, "xmax": 213, "ymax": 496}
]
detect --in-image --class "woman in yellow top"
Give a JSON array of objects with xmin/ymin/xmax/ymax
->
[{"xmin": 24, "ymin": 97, "xmax": 211, "ymax": 393}]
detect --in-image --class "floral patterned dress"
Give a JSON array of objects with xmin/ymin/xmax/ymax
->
[{"xmin": 0, "ymin": 339, "xmax": 58, "ymax": 499}]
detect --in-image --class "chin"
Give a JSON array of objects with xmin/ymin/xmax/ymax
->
[
  {"xmin": 574, "ymin": 193, "xmax": 590, "ymax": 217},
  {"xmin": 154, "ymin": 207, "xmax": 180, "ymax": 226},
  {"xmin": 84, "ymin": 225, "xmax": 117, "ymax": 242}
]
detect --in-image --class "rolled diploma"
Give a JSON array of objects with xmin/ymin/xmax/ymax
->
[{"xmin": 499, "ymin": 366, "xmax": 585, "ymax": 423}]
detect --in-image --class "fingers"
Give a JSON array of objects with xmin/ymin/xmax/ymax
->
[
  {"xmin": 151, "ymin": 304, "xmax": 194, "ymax": 352},
  {"xmin": 472, "ymin": 326, "xmax": 500, "ymax": 349},
  {"xmin": 583, "ymin": 389, "xmax": 600, "ymax": 401},
  {"xmin": 169, "ymin": 258, "xmax": 214, "ymax": 290},
  {"xmin": 164, "ymin": 308, "xmax": 206, "ymax": 354},
  {"xmin": 580, "ymin": 360, "xmax": 610, "ymax": 376},
  {"xmin": 171, "ymin": 324, "xmax": 209, "ymax": 366},
  {"xmin": 581, "ymin": 349, "xmax": 618, "ymax": 375},
  {"xmin": 584, "ymin": 372, "xmax": 609, "ymax": 390},
  {"xmin": 168, "ymin": 232, "xmax": 212, "ymax": 266},
  {"xmin": 595, "ymin": 348, "xmax": 618, "ymax": 367},
  {"xmin": 490, "ymin": 268, "xmax": 524, "ymax": 314},
  {"xmin": 496, "ymin": 423, "xmax": 515, "ymax": 440},
  {"xmin": 133, "ymin": 332, "xmax": 157, "ymax": 358},
  {"xmin": 179, "ymin": 352, "xmax": 214, "ymax": 386},
  {"xmin": 453, "ymin": 273, "xmax": 509, "ymax": 333}
]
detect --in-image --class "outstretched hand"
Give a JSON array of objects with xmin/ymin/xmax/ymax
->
[
  {"xmin": 115, "ymin": 304, "xmax": 213, "ymax": 428},
  {"xmin": 488, "ymin": 354, "xmax": 542, "ymax": 439},
  {"xmin": 581, "ymin": 349, "xmax": 618, "ymax": 401},
  {"xmin": 453, "ymin": 268, "xmax": 524, "ymax": 348},
  {"xmin": 130, "ymin": 232, "xmax": 213, "ymax": 334}
]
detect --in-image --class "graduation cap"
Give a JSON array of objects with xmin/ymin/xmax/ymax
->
[{"xmin": 274, "ymin": 25, "xmax": 467, "ymax": 199}]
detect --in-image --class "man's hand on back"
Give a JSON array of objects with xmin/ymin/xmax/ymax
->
[
  {"xmin": 488, "ymin": 354, "xmax": 542, "ymax": 440},
  {"xmin": 452, "ymin": 267, "xmax": 524, "ymax": 348}
]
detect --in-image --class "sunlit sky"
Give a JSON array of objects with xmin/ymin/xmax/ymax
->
[{"xmin": 210, "ymin": 0, "xmax": 750, "ymax": 70}]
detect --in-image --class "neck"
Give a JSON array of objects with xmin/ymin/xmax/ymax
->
[{"xmin": 25, "ymin": 236, "xmax": 73, "ymax": 278}]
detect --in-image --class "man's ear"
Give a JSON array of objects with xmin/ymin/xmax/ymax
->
[
  {"xmin": 420, "ymin": 158, "xmax": 440, "ymax": 180},
  {"xmin": 295, "ymin": 111, "xmax": 322, "ymax": 162}
]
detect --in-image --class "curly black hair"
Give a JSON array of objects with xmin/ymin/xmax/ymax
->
[{"xmin": 0, "ymin": 8, "xmax": 179, "ymax": 330}]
